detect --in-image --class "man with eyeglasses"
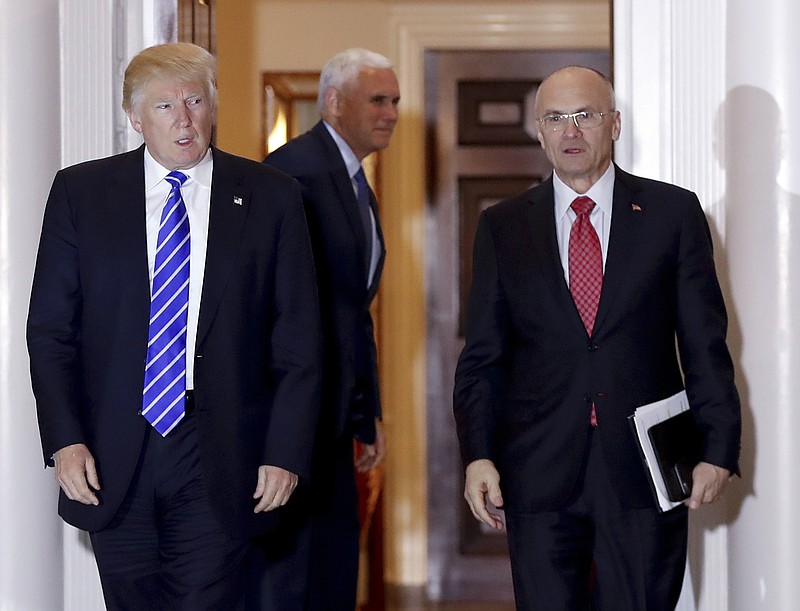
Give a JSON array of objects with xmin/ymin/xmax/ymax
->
[{"xmin": 454, "ymin": 66, "xmax": 741, "ymax": 610}]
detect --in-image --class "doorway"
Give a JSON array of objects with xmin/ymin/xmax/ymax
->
[{"xmin": 424, "ymin": 49, "xmax": 610, "ymax": 603}]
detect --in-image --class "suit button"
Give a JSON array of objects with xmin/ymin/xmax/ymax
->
[{"xmin": 588, "ymin": 343, "xmax": 599, "ymax": 352}]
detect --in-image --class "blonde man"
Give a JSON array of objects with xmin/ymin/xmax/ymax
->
[{"xmin": 28, "ymin": 43, "xmax": 322, "ymax": 610}]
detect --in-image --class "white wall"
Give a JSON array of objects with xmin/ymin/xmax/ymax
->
[
  {"xmin": 725, "ymin": 2, "xmax": 800, "ymax": 608},
  {"xmin": 0, "ymin": 2, "xmax": 163, "ymax": 608},
  {"xmin": 615, "ymin": 0, "xmax": 800, "ymax": 609},
  {"xmin": 0, "ymin": 0, "xmax": 64, "ymax": 609}
]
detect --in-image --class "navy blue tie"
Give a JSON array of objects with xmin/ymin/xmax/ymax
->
[
  {"xmin": 142, "ymin": 171, "xmax": 190, "ymax": 436},
  {"xmin": 354, "ymin": 166, "xmax": 373, "ymax": 275}
]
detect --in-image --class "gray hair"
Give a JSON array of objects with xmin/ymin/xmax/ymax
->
[{"xmin": 317, "ymin": 48, "xmax": 394, "ymax": 112}]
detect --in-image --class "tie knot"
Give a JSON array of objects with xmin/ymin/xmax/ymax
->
[
  {"xmin": 166, "ymin": 171, "xmax": 188, "ymax": 188},
  {"xmin": 354, "ymin": 166, "xmax": 367, "ymax": 186},
  {"xmin": 571, "ymin": 196, "xmax": 595, "ymax": 216}
]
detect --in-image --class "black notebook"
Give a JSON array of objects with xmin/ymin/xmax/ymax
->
[
  {"xmin": 647, "ymin": 409, "xmax": 703, "ymax": 502},
  {"xmin": 629, "ymin": 391, "xmax": 703, "ymax": 511}
]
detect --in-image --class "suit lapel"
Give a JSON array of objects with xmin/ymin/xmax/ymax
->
[
  {"xmin": 196, "ymin": 148, "xmax": 251, "ymax": 346},
  {"xmin": 314, "ymin": 123, "xmax": 374, "ymax": 283},
  {"xmin": 593, "ymin": 166, "xmax": 645, "ymax": 334},
  {"xmin": 526, "ymin": 181, "xmax": 588, "ymax": 335},
  {"xmin": 108, "ymin": 146, "xmax": 150, "ymax": 300}
]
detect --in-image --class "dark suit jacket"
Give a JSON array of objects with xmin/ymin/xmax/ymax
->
[
  {"xmin": 27, "ymin": 145, "xmax": 322, "ymax": 538},
  {"xmin": 454, "ymin": 165, "xmax": 741, "ymax": 512},
  {"xmin": 264, "ymin": 121, "xmax": 385, "ymax": 444}
]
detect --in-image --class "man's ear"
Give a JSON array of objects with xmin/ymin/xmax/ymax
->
[
  {"xmin": 325, "ymin": 87, "xmax": 340, "ymax": 117},
  {"xmin": 127, "ymin": 110, "xmax": 143, "ymax": 135}
]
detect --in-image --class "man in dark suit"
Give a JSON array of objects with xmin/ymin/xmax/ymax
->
[
  {"xmin": 26, "ymin": 42, "xmax": 322, "ymax": 610},
  {"xmin": 454, "ymin": 66, "xmax": 741, "ymax": 610},
  {"xmin": 257, "ymin": 48, "xmax": 400, "ymax": 610}
]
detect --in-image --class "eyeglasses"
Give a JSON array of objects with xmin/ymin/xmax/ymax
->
[{"xmin": 537, "ymin": 111, "xmax": 614, "ymax": 132}]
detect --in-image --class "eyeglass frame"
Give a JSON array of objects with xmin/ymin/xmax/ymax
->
[{"xmin": 536, "ymin": 110, "xmax": 616, "ymax": 132}]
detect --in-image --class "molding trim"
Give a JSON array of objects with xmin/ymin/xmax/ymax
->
[
  {"xmin": 670, "ymin": 0, "xmax": 727, "ymax": 228},
  {"xmin": 59, "ymin": 0, "xmax": 116, "ymax": 166},
  {"xmin": 615, "ymin": 2, "xmax": 729, "ymax": 611},
  {"xmin": 391, "ymin": 3, "xmax": 610, "ymax": 116},
  {"xmin": 614, "ymin": 0, "xmax": 726, "ymax": 231}
]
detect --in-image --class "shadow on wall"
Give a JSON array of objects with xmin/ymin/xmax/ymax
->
[{"xmin": 688, "ymin": 84, "xmax": 799, "ymax": 604}]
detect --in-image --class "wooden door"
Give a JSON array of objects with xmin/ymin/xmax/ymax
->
[{"xmin": 178, "ymin": 0, "xmax": 215, "ymax": 53}]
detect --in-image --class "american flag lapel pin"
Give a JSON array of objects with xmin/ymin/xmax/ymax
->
[
  {"xmin": 233, "ymin": 196, "xmax": 243, "ymax": 206},
  {"xmin": 631, "ymin": 203, "xmax": 642, "ymax": 212}
]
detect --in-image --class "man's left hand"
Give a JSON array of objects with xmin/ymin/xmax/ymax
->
[
  {"xmin": 355, "ymin": 418, "xmax": 386, "ymax": 473},
  {"xmin": 252, "ymin": 465, "xmax": 298, "ymax": 512},
  {"xmin": 685, "ymin": 461, "xmax": 731, "ymax": 510}
]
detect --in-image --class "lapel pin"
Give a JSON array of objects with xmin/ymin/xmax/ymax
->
[
  {"xmin": 631, "ymin": 203, "xmax": 642, "ymax": 212},
  {"xmin": 233, "ymin": 196, "xmax": 243, "ymax": 206}
]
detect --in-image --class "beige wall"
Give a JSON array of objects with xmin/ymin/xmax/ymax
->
[
  {"xmin": 217, "ymin": 0, "xmax": 395, "ymax": 160},
  {"xmin": 217, "ymin": 0, "xmax": 610, "ymax": 588},
  {"xmin": 216, "ymin": 0, "xmax": 550, "ymax": 159}
]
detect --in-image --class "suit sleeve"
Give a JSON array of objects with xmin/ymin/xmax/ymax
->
[
  {"xmin": 674, "ymin": 195, "xmax": 741, "ymax": 474},
  {"xmin": 453, "ymin": 212, "xmax": 509, "ymax": 467},
  {"xmin": 26, "ymin": 171, "xmax": 86, "ymax": 465},
  {"xmin": 262, "ymin": 180, "xmax": 323, "ymax": 479}
]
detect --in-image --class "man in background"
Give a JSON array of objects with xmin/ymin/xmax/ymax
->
[
  {"xmin": 257, "ymin": 47, "xmax": 400, "ymax": 610},
  {"xmin": 27, "ymin": 42, "xmax": 321, "ymax": 610},
  {"xmin": 454, "ymin": 66, "xmax": 741, "ymax": 610}
]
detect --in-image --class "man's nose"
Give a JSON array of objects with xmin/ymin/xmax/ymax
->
[
  {"xmin": 564, "ymin": 117, "xmax": 583, "ymax": 138},
  {"xmin": 563, "ymin": 116, "xmax": 582, "ymax": 136},
  {"xmin": 175, "ymin": 106, "xmax": 192, "ymax": 127}
]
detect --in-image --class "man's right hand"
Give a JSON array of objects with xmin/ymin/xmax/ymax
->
[
  {"xmin": 464, "ymin": 458, "xmax": 505, "ymax": 530},
  {"xmin": 54, "ymin": 443, "xmax": 101, "ymax": 506}
]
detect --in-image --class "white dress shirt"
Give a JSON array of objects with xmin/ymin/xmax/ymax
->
[
  {"xmin": 143, "ymin": 147, "xmax": 212, "ymax": 390},
  {"xmin": 553, "ymin": 163, "xmax": 615, "ymax": 284}
]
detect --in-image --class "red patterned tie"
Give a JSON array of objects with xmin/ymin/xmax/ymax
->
[{"xmin": 569, "ymin": 196, "xmax": 603, "ymax": 426}]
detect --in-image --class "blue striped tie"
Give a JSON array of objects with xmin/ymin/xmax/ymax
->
[{"xmin": 142, "ymin": 171, "xmax": 190, "ymax": 436}]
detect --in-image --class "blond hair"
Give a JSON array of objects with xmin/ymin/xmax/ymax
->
[{"xmin": 122, "ymin": 42, "xmax": 217, "ymax": 113}]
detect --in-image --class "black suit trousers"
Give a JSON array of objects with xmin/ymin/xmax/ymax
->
[
  {"xmin": 247, "ymin": 431, "xmax": 360, "ymax": 611},
  {"xmin": 89, "ymin": 411, "xmax": 251, "ymax": 611},
  {"xmin": 504, "ymin": 429, "xmax": 688, "ymax": 611}
]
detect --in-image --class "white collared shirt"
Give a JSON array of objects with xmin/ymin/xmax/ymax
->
[
  {"xmin": 553, "ymin": 164, "xmax": 615, "ymax": 283},
  {"xmin": 143, "ymin": 147, "xmax": 213, "ymax": 389}
]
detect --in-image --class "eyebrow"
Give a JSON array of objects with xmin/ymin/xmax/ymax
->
[
  {"xmin": 542, "ymin": 106, "xmax": 594, "ymax": 115},
  {"xmin": 152, "ymin": 92, "xmax": 204, "ymax": 104}
]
